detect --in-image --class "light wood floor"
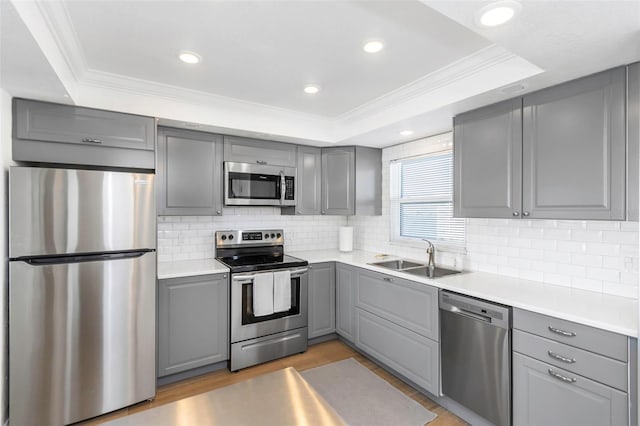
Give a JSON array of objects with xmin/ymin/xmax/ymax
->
[{"xmin": 79, "ymin": 339, "xmax": 468, "ymax": 425}]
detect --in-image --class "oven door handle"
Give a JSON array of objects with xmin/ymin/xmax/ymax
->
[{"xmin": 232, "ymin": 268, "xmax": 309, "ymax": 283}]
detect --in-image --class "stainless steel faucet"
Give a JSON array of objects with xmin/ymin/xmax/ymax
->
[{"xmin": 422, "ymin": 239, "xmax": 436, "ymax": 277}]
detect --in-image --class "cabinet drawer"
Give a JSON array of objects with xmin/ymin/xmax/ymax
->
[
  {"xmin": 513, "ymin": 330, "xmax": 627, "ymax": 391},
  {"xmin": 355, "ymin": 308, "xmax": 439, "ymax": 395},
  {"xmin": 513, "ymin": 308, "xmax": 627, "ymax": 361},
  {"xmin": 356, "ymin": 269, "xmax": 438, "ymax": 340},
  {"xmin": 513, "ymin": 353, "xmax": 628, "ymax": 426}
]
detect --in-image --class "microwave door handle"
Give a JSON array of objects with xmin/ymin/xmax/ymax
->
[{"xmin": 280, "ymin": 171, "xmax": 286, "ymax": 205}]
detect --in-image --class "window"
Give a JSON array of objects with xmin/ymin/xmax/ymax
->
[{"xmin": 390, "ymin": 148, "xmax": 465, "ymax": 250}]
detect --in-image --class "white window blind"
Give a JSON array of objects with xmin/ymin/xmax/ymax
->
[{"xmin": 390, "ymin": 150, "xmax": 465, "ymax": 250}]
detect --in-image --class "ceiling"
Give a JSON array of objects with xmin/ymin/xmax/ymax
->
[{"xmin": 2, "ymin": 0, "xmax": 639, "ymax": 148}]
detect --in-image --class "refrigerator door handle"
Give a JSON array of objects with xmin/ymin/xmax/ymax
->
[{"xmin": 19, "ymin": 249, "xmax": 154, "ymax": 265}]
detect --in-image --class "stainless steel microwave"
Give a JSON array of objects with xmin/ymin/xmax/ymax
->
[{"xmin": 224, "ymin": 162, "xmax": 296, "ymax": 206}]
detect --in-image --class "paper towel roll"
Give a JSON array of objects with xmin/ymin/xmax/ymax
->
[{"xmin": 339, "ymin": 226, "xmax": 353, "ymax": 252}]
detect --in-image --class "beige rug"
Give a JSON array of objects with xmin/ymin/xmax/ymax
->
[{"xmin": 302, "ymin": 358, "xmax": 437, "ymax": 426}]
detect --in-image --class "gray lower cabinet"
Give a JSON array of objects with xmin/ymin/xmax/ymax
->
[
  {"xmin": 513, "ymin": 353, "xmax": 628, "ymax": 426},
  {"xmin": 335, "ymin": 263, "xmax": 357, "ymax": 342},
  {"xmin": 13, "ymin": 98, "xmax": 155, "ymax": 169},
  {"xmin": 628, "ymin": 62, "xmax": 640, "ymax": 222},
  {"xmin": 321, "ymin": 146, "xmax": 382, "ymax": 216},
  {"xmin": 223, "ymin": 135, "xmax": 297, "ymax": 167},
  {"xmin": 454, "ymin": 66, "xmax": 627, "ymax": 220},
  {"xmin": 355, "ymin": 308, "xmax": 440, "ymax": 395},
  {"xmin": 308, "ymin": 262, "xmax": 336, "ymax": 338},
  {"xmin": 157, "ymin": 127, "xmax": 223, "ymax": 216},
  {"xmin": 282, "ymin": 146, "xmax": 322, "ymax": 215},
  {"xmin": 157, "ymin": 273, "xmax": 229, "ymax": 377},
  {"xmin": 512, "ymin": 307, "xmax": 633, "ymax": 426},
  {"xmin": 355, "ymin": 269, "xmax": 439, "ymax": 341}
]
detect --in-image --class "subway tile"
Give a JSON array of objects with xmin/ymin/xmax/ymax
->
[
  {"xmin": 570, "ymin": 253, "xmax": 602, "ymax": 267},
  {"xmin": 602, "ymin": 231, "xmax": 638, "ymax": 245},
  {"xmin": 570, "ymin": 230, "xmax": 602, "ymax": 242},
  {"xmin": 586, "ymin": 221, "xmax": 621, "ymax": 231},
  {"xmin": 585, "ymin": 266, "xmax": 620, "ymax": 282}
]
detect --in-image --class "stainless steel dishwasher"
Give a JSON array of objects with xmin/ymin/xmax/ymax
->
[{"xmin": 439, "ymin": 290, "xmax": 512, "ymax": 426}]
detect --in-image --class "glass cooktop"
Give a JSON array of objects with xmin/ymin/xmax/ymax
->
[{"xmin": 216, "ymin": 253, "xmax": 308, "ymax": 273}]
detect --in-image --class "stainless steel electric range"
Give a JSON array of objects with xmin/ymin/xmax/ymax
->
[{"xmin": 215, "ymin": 229, "xmax": 309, "ymax": 371}]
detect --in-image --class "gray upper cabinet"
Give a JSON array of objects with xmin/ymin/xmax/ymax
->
[
  {"xmin": 336, "ymin": 263, "xmax": 357, "ymax": 342},
  {"xmin": 13, "ymin": 98, "xmax": 155, "ymax": 169},
  {"xmin": 628, "ymin": 62, "xmax": 639, "ymax": 222},
  {"xmin": 158, "ymin": 273, "xmax": 229, "ymax": 377},
  {"xmin": 282, "ymin": 146, "xmax": 322, "ymax": 215},
  {"xmin": 223, "ymin": 135, "xmax": 297, "ymax": 167},
  {"xmin": 454, "ymin": 66, "xmax": 627, "ymax": 220},
  {"xmin": 454, "ymin": 99, "xmax": 522, "ymax": 218},
  {"xmin": 522, "ymin": 67, "xmax": 626, "ymax": 220},
  {"xmin": 321, "ymin": 146, "xmax": 381, "ymax": 216},
  {"xmin": 157, "ymin": 127, "xmax": 223, "ymax": 216},
  {"xmin": 308, "ymin": 262, "xmax": 336, "ymax": 339}
]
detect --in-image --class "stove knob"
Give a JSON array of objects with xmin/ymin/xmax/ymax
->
[
  {"xmin": 228, "ymin": 235, "xmax": 234, "ymax": 241},
  {"xmin": 221, "ymin": 235, "xmax": 227, "ymax": 241},
  {"xmin": 264, "ymin": 234, "xmax": 269, "ymax": 239},
  {"xmin": 276, "ymin": 233, "xmax": 282, "ymax": 238},
  {"xmin": 270, "ymin": 233, "xmax": 276, "ymax": 238}
]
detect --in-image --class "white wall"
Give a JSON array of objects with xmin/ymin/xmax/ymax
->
[
  {"xmin": 157, "ymin": 209, "xmax": 347, "ymax": 262},
  {"xmin": 350, "ymin": 133, "xmax": 639, "ymax": 299}
]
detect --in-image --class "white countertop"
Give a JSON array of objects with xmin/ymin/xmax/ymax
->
[
  {"xmin": 157, "ymin": 259, "xmax": 229, "ymax": 279},
  {"xmin": 157, "ymin": 249, "xmax": 638, "ymax": 337},
  {"xmin": 289, "ymin": 249, "xmax": 639, "ymax": 338}
]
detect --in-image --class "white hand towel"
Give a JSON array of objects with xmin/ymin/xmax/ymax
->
[
  {"xmin": 273, "ymin": 270, "xmax": 292, "ymax": 313},
  {"xmin": 252, "ymin": 272, "xmax": 274, "ymax": 317}
]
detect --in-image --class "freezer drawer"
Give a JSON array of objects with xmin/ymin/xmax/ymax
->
[
  {"xmin": 10, "ymin": 166, "xmax": 156, "ymax": 258},
  {"xmin": 9, "ymin": 251, "xmax": 156, "ymax": 425}
]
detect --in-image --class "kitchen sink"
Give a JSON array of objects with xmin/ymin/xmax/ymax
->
[
  {"xmin": 369, "ymin": 258, "xmax": 462, "ymax": 279},
  {"xmin": 369, "ymin": 259, "xmax": 425, "ymax": 270},
  {"xmin": 403, "ymin": 266, "xmax": 462, "ymax": 279}
]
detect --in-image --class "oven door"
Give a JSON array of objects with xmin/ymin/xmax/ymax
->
[
  {"xmin": 224, "ymin": 162, "xmax": 296, "ymax": 206},
  {"xmin": 230, "ymin": 267, "xmax": 308, "ymax": 343}
]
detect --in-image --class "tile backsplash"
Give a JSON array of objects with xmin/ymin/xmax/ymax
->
[{"xmin": 157, "ymin": 207, "xmax": 347, "ymax": 262}]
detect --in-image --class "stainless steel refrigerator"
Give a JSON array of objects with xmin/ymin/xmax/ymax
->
[{"xmin": 9, "ymin": 166, "xmax": 156, "ymax": 425}]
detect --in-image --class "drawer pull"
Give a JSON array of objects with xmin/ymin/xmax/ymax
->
[
  {"xmin": 256, "ymin": 160, "xmax": 267, "ymax": 165},
  {"xmin": 548, "ymin": 369, "xmax": 577, "ymax": 384},
  {"xmin": 548, "ymin": 350, "xmax": 576, "ymax": 364},
  {"xmin": 383, "ymin": 277, "xmax": 394, "ymax": 282},
  {"xmin": 82, "ymin": 138, "xmax": 103, "ymax": 144},
  {"xmin": 548, "ymin": 326, "xmax": 576, "ymax": 337}
]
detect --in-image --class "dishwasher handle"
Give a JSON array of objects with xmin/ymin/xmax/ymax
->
[
  {"xmin": 445, "ymin": 305, "xmax": 493, "ymax": 323},
  {"xmin": 439, "ymin": 290, "xmax": 511, "ymax": 330}
]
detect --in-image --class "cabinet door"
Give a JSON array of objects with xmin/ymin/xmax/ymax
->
[
  {"xmin": 628, "ymin": 63, "xmax": 639, "ymax": 221},
  {"xmin": 453, "ymin": 98, "xmax": 523, "ymax": 218},
  {"xmin": 522, "ymin": 67, "xmax": 626, "ymax": 220},
  {"xmin": 157, "ymin": 127, "xmax": 223, "ymax": 216},
  {"xmin": 158, "ymin": 273, "xmax": 229, "ymax": 377},
  {"xmin": 335, "ymin": 264, "xmax": 357, "ymax": 342},
  {"xmin": 296, "ymin": 146, "xmax": 322, "ymax": 215},
  {"xmin": 355, "ymin": 308, "xmax": 439, "ymax": 395},
  {"xmin": 308, "ymin": 262, "xmax": 336, "ymax": 339},
  {"xmin": 223, "ymin": 135, "xmax": 297, "ymax": 167},
  {"xmin": 513, "ymin": 353, "xmax": 627, "ymax": 426},
  {"xmin": 322, "ymin": 147, "xmax": 355, "ymax": 215},
  {"xmin": 356, "ymin": 269, "xmax": 438, "ymax": 341}
]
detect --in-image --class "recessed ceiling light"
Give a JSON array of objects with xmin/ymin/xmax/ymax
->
[
  {"xmin": 304, "ymin": 85, "xmax": 320, "ymax": 94},
  {"xmin": 400, "ymin": 130, "xmax": 414, "ymax": 137},
  {"xmin": 501, "ymin": 82, "xmax": 528, "ymax": 95},
  {"xmin": 178, "ymin": 51, "xmax": 202, "ymax": 64},
  {"xmin": 363, "ymin": 40, "xmax": 384, "ymax": 53},
  {"xmin": 475, "ymin": 1, "xmax": 521, "ymax": 27}
]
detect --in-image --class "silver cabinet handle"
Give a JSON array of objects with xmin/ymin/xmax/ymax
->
[
  {"xmin": 82, "ymin": 138, "xmax": 102, "ymax": 144},
  {"xmin": 256, "ymin": 160, "xmax": 267, "ymax": 165},
  {"xmin": 383, "ymin": 277, "xmax": 394, "ymax": 282},
  {"xmin": 512, "ymin": 211, "xmax": 520, "ymax": 216},
  {"xmin": 522, "ymin": 211, "xmax": 530, "ymax": 217},
  {"xmin": 548, "ymin": 326, "xmax": 577, "ymax": 337},
  {"xmin": 298, "ymin": 210, "xmax": 302, "ymax": 214},
  {"xmin": 548, "ymin": 350, "xmax": 576, "ymax": 364},
  {"xmin": 216, "ymin": 210, "xmax": 221, "ymax": 215},
  {"xmin": 548, "ymin": 369, "xmax": 577, "ymax": 383}
]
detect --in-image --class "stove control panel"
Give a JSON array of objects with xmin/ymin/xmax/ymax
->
[{"xmin": 215, "ymin": 229, "xmax": 284, "ymax": 247}]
